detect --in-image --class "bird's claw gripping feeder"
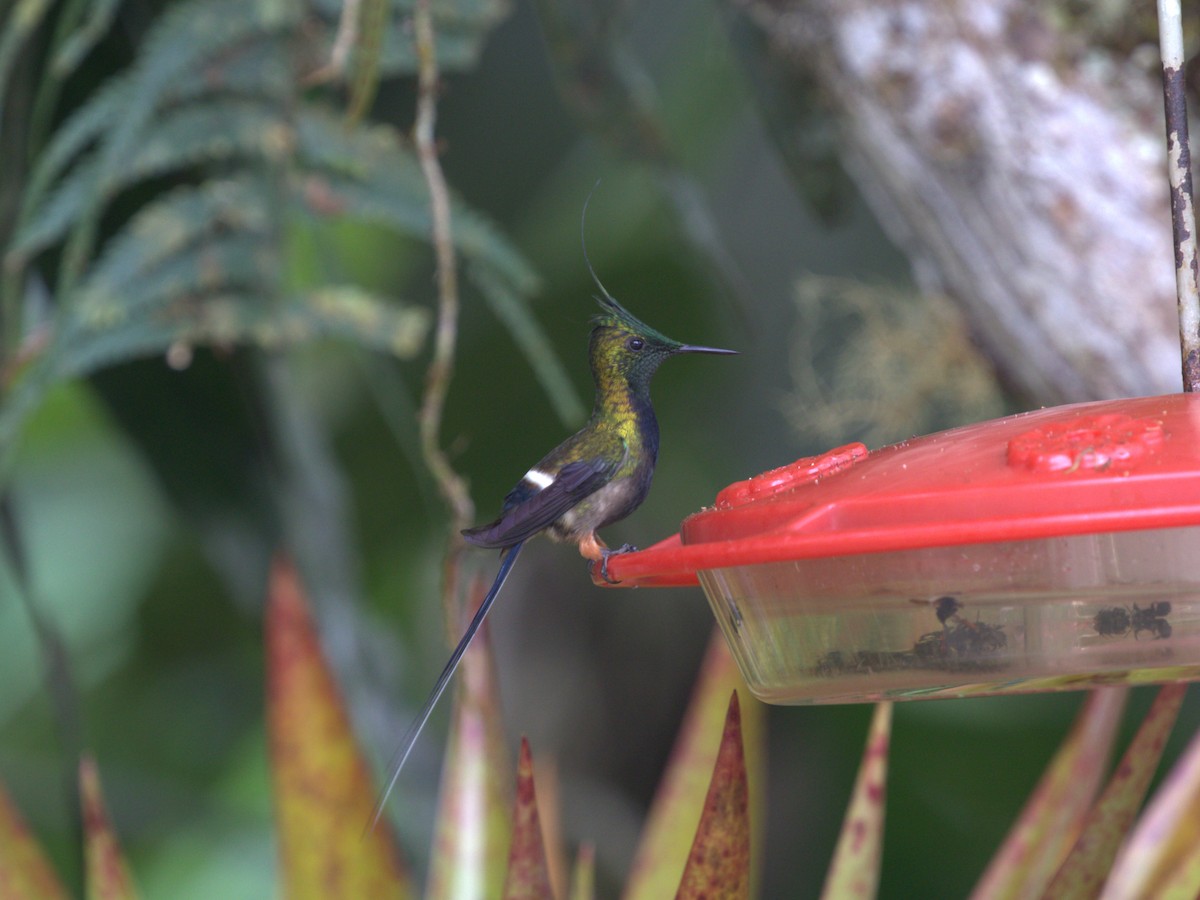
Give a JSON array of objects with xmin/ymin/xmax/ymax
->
[{"xmin": 592, "ymin": 394, "xmax": 1200, "ymax": 704}]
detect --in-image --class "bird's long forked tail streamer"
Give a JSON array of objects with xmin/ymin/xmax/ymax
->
[{"xmin": 367, "ymin": 540, "xmax": 526, "ymax": 832}]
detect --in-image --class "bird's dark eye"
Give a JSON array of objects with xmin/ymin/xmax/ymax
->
[{"xmin": 626, "ymin": 337, "xmax": 645, "ymax": 351}]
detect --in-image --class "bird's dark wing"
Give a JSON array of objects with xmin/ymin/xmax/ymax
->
[{"xmin": 462, "ymin": 457, "xmax": 614, "ymax": 548}]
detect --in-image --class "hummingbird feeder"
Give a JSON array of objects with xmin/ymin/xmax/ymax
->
[
  {"xmin": 593, "ymin": 394, "xmax": 1200, "ymax": 703},
  {"xmin": 587, "ymin": 4, "xmax": 1200, "ymax": 706}
]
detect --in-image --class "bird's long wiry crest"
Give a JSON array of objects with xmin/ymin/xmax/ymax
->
[{"xmin": 580, "ymin": 181, "xmax": 680, "ymax": 347}]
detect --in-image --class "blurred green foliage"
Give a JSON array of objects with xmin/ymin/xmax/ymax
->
[{"xmin": 1, "ymin": 0, "xmax": 1197, "ymax": 897}]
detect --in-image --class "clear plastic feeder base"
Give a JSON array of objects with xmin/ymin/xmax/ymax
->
[{"xmin": 701, "ymin": 527, "xmax": 1200, "ymax": 704}]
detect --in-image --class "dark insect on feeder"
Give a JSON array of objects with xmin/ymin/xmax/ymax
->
[
  {"xmin": 1092, "ymin": 602, "xmax": 1172, "ymax": 640},
  {"xmin": 815, "ymin": 647, "xmax": 918, "ymax": 676},
  {"xmin": 934, "ymin": 595, "xmax": 963, "ymax": 624},
  {"xmin": 815, "ymin": 650, "xmax": 849, "ymax": 676},
  {"xmin": 1092, "ymin": 606, "xmax": 1132, "ymax": 637},
  {"xmin": 912, "ymin": 630, "xmax": 947, "ymax": 662},
  {"xmin": 911, "ymin": 616, "xmax": 1007, "ymax": 672},
  {"xmin": 1131, "ymin": 602, "xmax": 1172, "ymax": 640},
  {"xmin": 944, "ymin": 618, "xmax": 1007, "ymax": 656},
  {"xmin": 908, "ymin": 594, "xmax": 964, "ymax": 624}
]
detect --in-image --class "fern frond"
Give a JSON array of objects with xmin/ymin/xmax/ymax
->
[
  {"xmin": 76, "ymin": 178, "xmax": 274, "ymax": 310},
  {"xmin": 51, "ymin": 0, "xmax": 122, "ymax": 76},
  {"xmin": 79, "ymin": 235, "xmax": 277, "ymax": 331},
  {"xmin": 346, "ymin": 0, "xmax": 388, "ymax": 123},
  {"xmin": 294, "ymin": 108, "xmax": 536, "ymax": 293},
  {"xmin": 56, "ymin": 288, "xmax": 429, "ymax": 379},
  {"xmin": 10, "ymin": 100, "xmax": 290, "ymax": 268},
  {"xmin": 2, "ymin": 0, "xmax": 554, "ymax": 452},
  {"xmin": 0, "ymin": 0, "xmax": 55, "ymax": 119},
  {"xmin": 292, "ymin": 107, "xmax": 584, "ymax": 426},
  {"xmin": 34, "ymin": 172, "xmax": 425, "ymax": 372},
  {"xmin": 55, "ymin": 0, "xmax": 299, "ymax": 289},
  {"xmin": 13, "ymin": 75, "xmax": 126, "ymax": 237}
]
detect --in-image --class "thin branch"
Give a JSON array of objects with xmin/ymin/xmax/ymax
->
[
  {"xmin": 1157, "ymin": 0, "xmax": 1200, "ymax": 391},
  {"xmin": 412, "ymin": 0, "xmax": 475, "ymax": 626},
  {"xmin": 304, "ymin": 0, "xmax": 362, "ymax": 85}
]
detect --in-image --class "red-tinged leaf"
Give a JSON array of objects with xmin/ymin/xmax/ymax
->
[
  {"xmin": 971, "ymin": 688, "xmax": 1127, "ymax": 900},
  {"xmin": 821, "ymin": 702, "xmax": 892, "ymax": 899},
  {"xmin": 569, "ymin": 842, "xmax": 595, "ymax": 900},
  {"xmin": 1102, "ymin": 716, "xmax": 1200, "ymax": 899},
  {"xmin": 0, "ymin": 777, "xmax": 69, "ymax": 898},
  {"xmin": 79, "ymin": 755, "xmax": 138, "ymax": 900},
  {"xmin": 502, "ymin": 738, "xmax": 556, "ymax": 900},
  {"xmin": 673, "ymin": 691, "xmax": 751, "ymax": 900},
  {"xmin": 265, "ymin": 556, "xmax": 413, "ymax": 899},
  {"xmin": 1045, "ymin": 684, "xmax": 1187, "ymax": 898},
  {"xmin": 534, "ymin": 756, "xmax": 569, "ymax": 900},
  {"xmin": 427, "ymin": 577, "xmax": 513, "ymax": 900},
  {"xmin": 625, "ymin": 630, "xmax": 765, "ymax": 900}
]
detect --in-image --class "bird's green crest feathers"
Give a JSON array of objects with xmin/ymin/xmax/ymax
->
[
  {"xmin": 582, "ymin": 182, "xmax": 682, "ymax": 348},
  {"xmin": 591, "ymin": 290, "xmax": 681, "ymax": 348}
]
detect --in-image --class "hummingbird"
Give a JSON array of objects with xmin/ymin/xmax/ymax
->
[{"xmin": 368, "ymin": 225, "xmax": 736, "ymax": 829}]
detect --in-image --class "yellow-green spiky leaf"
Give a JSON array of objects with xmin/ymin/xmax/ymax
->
[
  {"xmin": 972, "ymin": 688, "xmax": 1127, "ymax": 899},
  {"xmin": 821, "ymin": 703, "xmax": 892, "ymax": 899},
  {"xmin": 266, "ymin": 556, "xmax": 413, "ymax": 899},
  {"xmin": 1102, "ymin": 713, "xmax": 1200, "ymax": 899},
  {"xmin": 0, "ymin": 777, "xmax": 69, "ymax": 899},
  {"xmin": 80, "ymin": 756, "xmax": 138, "ymax": 900},
  {"xmin": 501, "ymin": 738, "xmax": 555, "ymax": 900},
  {"xmin": 1045, "ymin": 684, "xmax": 1187, "ymax": 898},
  {"xmin": 673, "ymin": 691, "xmax": 750, "ymax": 900},
  {"xmin": 625, "ymin": 631, "xmax": 764, "ymax": 899},
  {"xmin": 427, "ymin": 576, "xmax": 513, "ymax": 900}
]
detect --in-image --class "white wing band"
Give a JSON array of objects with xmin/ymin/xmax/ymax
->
[{"xmin": 522, "ymin": 468, "xmax": 555, "ymax": 490}]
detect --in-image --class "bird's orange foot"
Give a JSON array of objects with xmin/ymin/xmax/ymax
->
[
  {"xmin": 598, "ymin": 544, "xmax": 637, "ymax": 584},
  {"xmin": 578, "ymin": 532, "xmax": 608, "ymax": 562}
]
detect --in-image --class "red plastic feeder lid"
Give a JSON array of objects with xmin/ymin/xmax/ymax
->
[{"xmin": 594, "ymin": 393, "xmax": 1200, "ymax": 588}]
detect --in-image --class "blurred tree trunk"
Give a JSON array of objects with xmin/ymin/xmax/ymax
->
[{"xmin": 730, "ymin": 0, "xmax": 1183, "ymax": 404}]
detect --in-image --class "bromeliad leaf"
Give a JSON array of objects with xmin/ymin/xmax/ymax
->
[
  {"xmin": 80, "ymin": 755, "xmax": 140, "ymax": 900},
  {"xmin": 569, "ymin": 843, "xmax": 595, "ymax": 900},
  {"xmin": 971, "ymin": 688, "xmax": 1127, "ymax": 899},
  {"xmin": 0, "ymin": 776, "xmax": 70, "ymax": 898},
  {"xmin": 1104, "ymin": 719, "xmax": 1200, "ymax": 898},
  {"xmin": 266, "ymin": 557, "xmax": 415, "ymax": 899},
  {"xmin": 1044, "ymin": 684, "xmax": 1188, "ymax": 897},
  {"xmin": 673, "ymin": 691, "xmax": 751, "ymax": 900},
  {"xmin": 821, "ymin": 703, "xmax": 892, "ymax": 899},
  {"xmin": 425, "ymin": 575, "xmax": 514, "ymax": 900},
  {"xmin": 501, "ymin": 738, "xmax": 556, "ymax": 900},
  {"xmin": 625, "ymin": 632, "xmax": 764, "ymax": 900}
]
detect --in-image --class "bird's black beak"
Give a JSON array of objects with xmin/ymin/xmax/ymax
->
[{"xmin": 676, "ymin": 344, "xmax": 738, "ymax": 356}]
